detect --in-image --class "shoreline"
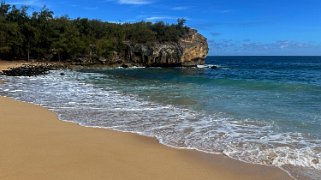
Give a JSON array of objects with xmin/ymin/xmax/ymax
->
[
  {"xmin": 0, "ymin": 96, "xmax": 292, "ymax": 180},
  {"xmin": 0, "ymin": 60, "xmax": 292, "ymax": 179}
]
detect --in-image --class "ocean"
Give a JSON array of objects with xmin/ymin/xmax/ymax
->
[{"xmin": 1, "ymin": 56, "xmax": 321, "ymax": 179}]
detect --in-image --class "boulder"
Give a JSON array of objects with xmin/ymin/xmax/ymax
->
[
  {"xmin": 211, "ymin": 65, "xmax": 218, "ymax": 69},
  {"xmin": 1, "ymin": 65, "xmax": 54, "ymax": 76}
]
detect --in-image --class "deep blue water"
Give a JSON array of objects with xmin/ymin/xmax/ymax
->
[{"xmin": 1, "ymin": 56, "xmax": 321, "ymax": 179}]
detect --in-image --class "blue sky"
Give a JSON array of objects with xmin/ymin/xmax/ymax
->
[{"xmin": 6, "ymin": 0, "xmax": 321, "ymax": 56}]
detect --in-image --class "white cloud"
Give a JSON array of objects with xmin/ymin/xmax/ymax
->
[
  {"xmin": 145, "ymin": 16, "xmax": 189, "ymax": 22},
  {"xmin": 171, "ymin": 6, "xmax": 188, "ymax": 11},
  {"xmin": 145, "ymin": 16, "xmax": 177, "ymax": 21},
  {"xmin": 213, "ymin": 9, "xmax": 232, "ymax": 14}
]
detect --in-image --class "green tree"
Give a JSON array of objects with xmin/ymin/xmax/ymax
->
[
  {"xmin": 51, "ymin": 17, "xmax": 86, "ymax": 61},
  {"xmin": 0, "ymin": 2, "xmax": 192, "ymax": 61},
  {"xmin": 96, "ymin": 38, "xmax": 115, "ymax": 58},
  {"xmin": 0, "ymin": 1, "xmax": 10, "ymax": 17},
  {"xmin": 177, "ymin": 18, "xmax": 186, "ymax": 29},
  {"xmin": 31, "ymin": 6, "xmax": 54, "ymax": 58},
  {"xmin": 21, "ymin": 21, "xmax": 38, "ymax": 60}
]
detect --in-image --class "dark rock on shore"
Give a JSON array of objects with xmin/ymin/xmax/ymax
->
[
  {"xmin": 211, "ymin": 65, "xmax": 218, "ymax": 69},
  {"xmin": 121, "ymin": 64, "xmax": 129, "ymax": 68},
  {"xmin": 1, "ymin": 65, "xmax": 57, "ymax": 76}
]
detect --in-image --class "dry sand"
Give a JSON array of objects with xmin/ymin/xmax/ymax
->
[
  {"xmin": 0, "ymin": 60, "xmax": 29, "ymax": 71},
  {"xmin": 0, "ymin": 60, "xmax": 292, "ymax": 180},
  {"xmin": 0, "ymin": 98, "xmax": 292, "ymax": 180}
]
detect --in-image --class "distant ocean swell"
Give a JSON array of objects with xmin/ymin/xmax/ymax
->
[{"xmin": 1, "ymin": 56, "xmax": 321, "ymax": 179}]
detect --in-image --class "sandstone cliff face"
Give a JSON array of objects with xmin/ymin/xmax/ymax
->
[{"xmin": 122, "ymin": 29, "xmax": 208, "ymax": 67}]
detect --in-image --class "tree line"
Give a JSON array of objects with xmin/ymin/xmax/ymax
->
[{"xmin": 0, "ymin": 1, "xmax": 188, "ymax": 61}]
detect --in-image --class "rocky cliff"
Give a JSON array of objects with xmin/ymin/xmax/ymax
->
[
  {"xmin": 73, "ymin": 28, "xmax": 209, "ymax": 67},
  {"xmin": 121, "ymin": 29, "xmax": 208, "ymax": 67}
]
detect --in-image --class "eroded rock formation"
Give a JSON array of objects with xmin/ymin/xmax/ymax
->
[{"xmin": 122, "ymin": 29, "xmax": 208, "ymax": 67}]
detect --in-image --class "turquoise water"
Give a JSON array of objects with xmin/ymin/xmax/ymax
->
[{"xmin": 1, "ymin": 56, "xmax": 321, "ymax": 179}]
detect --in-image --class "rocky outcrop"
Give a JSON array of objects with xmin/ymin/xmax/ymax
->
[
  {"xmin": 179, "ymin": 29, "xmax": 209, "ymax": 66},
  {"xmin": 1, "ymin": 64, "xmax": 64, "ymax": 76},
  {"xmin": 122, "ymin": 29, "xmax": 208, "ymax": 67}
]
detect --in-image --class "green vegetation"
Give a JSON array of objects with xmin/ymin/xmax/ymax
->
[{"xmin": 0, "ymin": 2, "xmax": 189, "ymax": 61}]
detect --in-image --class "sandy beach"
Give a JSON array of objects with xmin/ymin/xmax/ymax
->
[
  {"xmin": 0, "ymin": 60, "xmax": 30, "ymax": 71},
  {"xmin": 0, "ymin": 61, "xmax": 291, "ymax": 180}
]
